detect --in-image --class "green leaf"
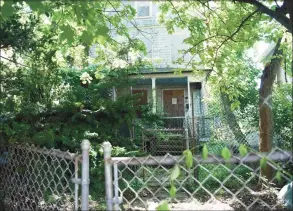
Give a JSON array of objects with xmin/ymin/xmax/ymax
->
[
  {"xmin": 95, "ymin": 71, "xmax": 105, "ymax": 80},
  {"xmin": 60, "ymin": 25, "xmax": 75, "ymax": 45},
  {"xmin": 202, "ymin": 145, "xmax": 208, "ymax": 160},
  {"xmin": 170, "ymin": 164, "xmax": 180, "ymax": 181},
  {"xmin": 221, "ymin": 147, "xmax": 231, "ymax": 161},
  {"xmin": 231, "ymin": 100, "xmax": 240, "ymax": 111},
  {"xmin": 156, "ymin": 201, "xmax": 170, "ymax": 211},
  {"xmin": 185, "ymin": 150, "xmax": 193, "ymax": 169},
  {"xmin": 183, "ymin": 149, "xmax": 188, "ymax": 156},
  {"xmin": 96, "ymin": 24, "xmax": 109, "ymax": 36},
  {"xmin": 26, "ymin": 0, "xmax": 44, "ymax": 12},
  {"xmin": 96, "ymin": 35, "xmax": 108, "ymax": 45},
  {"xmin": 169, "ymin": 184, "xmax": 176, "ymax": 198},
  {"xmin": 1, "ymin": 1, "xmax": 14, "ymax": 19},
  {"xmin": 260, "ymin": 157, "xmax": 267, "ymax": 169},
  {"xmin": 239, "ymin": 144, "xmax": 248, "ymax": 157},
  {"xmin": 81, "ymin": 31, "xmax": 94, "ymax": 45},
  {"xmin": 275, "ymin": 171, "xmax": 282, "ymax": 182}
]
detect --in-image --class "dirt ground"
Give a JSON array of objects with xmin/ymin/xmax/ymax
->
[{"xmin": 124, "ymin": 187, "xmax": 289, "ymax": 211}]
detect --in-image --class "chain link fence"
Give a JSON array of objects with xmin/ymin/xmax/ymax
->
[
  {"xmin": 0, "ymin": 141, "xmax": 90, "ymax": 211},
  {"xmin": 142, "ymin": 129, "xmax": 188, "ymax": 156},
  {"xmin": 140, "ymin": 116, "xmax": 244, "ymax": 156},
  {"xmin": 139, "ymin": 115, "xmax": 290, "ymax": 157},
  {"xmin": 103, "ymin": 142, "xmax": 293, "ymax": 211}
]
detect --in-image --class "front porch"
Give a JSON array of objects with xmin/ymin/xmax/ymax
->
[{"xmin": 114, "ymin": 69, "xmax": 211, "ymax": 155}]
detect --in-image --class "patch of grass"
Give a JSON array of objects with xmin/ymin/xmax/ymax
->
[{"xmin": 194, "ymin": 164, "xmax": 253, "ymax": 193}]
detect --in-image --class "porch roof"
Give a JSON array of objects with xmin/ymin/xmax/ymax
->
[
  {"xmin": 129, "ymin": 67, "xmax": 193, "ymax": 75},
  {"xmin": 135, "ymin": 77, "xmax": 188, "ymax": 85}
]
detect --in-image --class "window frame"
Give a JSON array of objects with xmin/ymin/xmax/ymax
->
[{"xmin": 135, "ymin": 1, "xmax": 152, "ymax": 19}]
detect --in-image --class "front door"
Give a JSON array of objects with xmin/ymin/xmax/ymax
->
[{"xmin": 163, "ymin": 89, "xmax": 184, "ymax": 117}]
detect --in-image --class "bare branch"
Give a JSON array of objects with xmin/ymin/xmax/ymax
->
[{"xmin": 235, "ymin": 0, "xmax": 291, "ymax": 33}]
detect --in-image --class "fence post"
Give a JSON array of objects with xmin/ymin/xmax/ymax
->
[
  {"xmin": 103, "ymin": 141, "xmax": 113, "ymax": 211},
  {"xmin": 74, "ymin": 157, "xmax": 79, "ymax": 210},
  {"xmin": 81, "ymin": 139, "xmax": 90, "ymax": 211},
  {"xmin": 185, "ymin": 128, "xmax": 189, "ymax": 150}
]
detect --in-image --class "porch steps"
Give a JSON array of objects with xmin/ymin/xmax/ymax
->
[
  {"xmin": 153, "ymin": 139, "xmax": 186, "ymax": 155},
  {"xmin": 143, "ymin": 128, "xmax": 187, "ymax": 156}
]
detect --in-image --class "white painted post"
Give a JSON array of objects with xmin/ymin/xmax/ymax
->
[
  {"xmin": 74, "ymin": 157, "xmax": 79, "ymax": 210},
  {"xmin": 103, "ymin": 142, "xmax": 113, "ymax": 211},
  {"xmin": 81, "ymin": 139, "xmax": 90, "ymax": 211},
  {"xmin": 113, "ymin": 164, "xmax": 120, "ymax": 211},
  {"xmin": 187, "ymin": 76, "xmax": 191, "ymax": 115},
  {"xmin": 185, "ymin": 128, "xmax": 189, "ymax": 150},
  {"xmin": 112, "ymin": 86, "xmax": 117, "ymax": 102},
  {"xmin": 130, "ymin": 86, "xmax": 134, "ymax": 139},
  {"xmin": 152, "ymin": 78, "xmax": 156, "ymax": 113}
]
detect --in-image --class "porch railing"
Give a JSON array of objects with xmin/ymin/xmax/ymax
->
[
  {"xmin": 161, "ymin": 116, "xmax": 213, "ymax": 139},
  {"xmin": 161, "ymin": 116, "xmax": 185, "ymax": 129}
]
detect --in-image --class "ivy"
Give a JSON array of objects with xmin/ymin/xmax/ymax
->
[
  {"xmin": 183, "ymin": 149, "xmax": 193, "ymax": 169},
  {"xmin": 221, "ymin": 147, "xmax": 231, "ymax": 161},
  {"xmin": 260, "ymin": 157, "xmax": 268, "ymax": 169},
  {"xmin": 156, "ymin": 201, "xmax": 170, "ymax": 211},
  {"xmin": 239, "ymin": 144, "xmax": 248, "ymax": 157},
  {"xmin": 170, "ymin": 164, "xmax": 181, "ymax": 181},
  {"xmin": 202, "ymin": 145, "xmax": 208, "ymax": 160},
  {"xmin": 169, "ymin": 183, "xmax": 177, "ymax": 198}
]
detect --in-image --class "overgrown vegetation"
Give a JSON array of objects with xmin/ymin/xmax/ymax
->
[
  {"xmin": 0, "ymin": 1, "xmax": 158, "ymax": 201},
  {"xmin": 1, "ymin": 0, "xmax": 292, "ymax": 208}
]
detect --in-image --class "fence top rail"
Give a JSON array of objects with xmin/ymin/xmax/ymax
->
[
  {"xmin": 160, "ymin": 116, "xmax": 213, "ymax": 119},
  {"xmin": 161, "ymin": 116, "xmax": 185, "ymax": 119},
  {"xmin": 4, "ymin": 143, "xmax": 80, "ymax": 161},
  {"xmin": 144, "ymin": 128, "xmax": 184, "ymax": 132},
  {"xmin": 110, "ymin": 150, "xmax": 292, "ymax": 166}
]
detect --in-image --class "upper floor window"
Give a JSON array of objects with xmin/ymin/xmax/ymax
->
[{"xmin": 135, "ymin": 1, "xmax": 151, "ymax": 18}]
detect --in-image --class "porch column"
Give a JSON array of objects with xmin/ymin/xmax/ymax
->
[
  {"xmin": 152, "ymin": 77, "xmax": 156, "ymax": 113},
  {"xmin": 112, "ymin": 86, "xmax": 117, "ymax": 102},
  {"xmin": 130, "ymin": 85, "xmax": 134, "ymax": 139},
  {"xmin": 187, "ymin": 76, "xmax": 191, "ymax": 116}
]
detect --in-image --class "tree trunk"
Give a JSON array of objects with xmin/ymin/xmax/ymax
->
[
  {"xmin": 289, "ymin": 3, "xmax": 293, "ymax": 157},
  {"xmin": 259, "ymin": 38, "xmax": 282, "ymax": 181},
  {"xmin": 220, "ymin": 91, "xmax": 250, "ymax": 148}
]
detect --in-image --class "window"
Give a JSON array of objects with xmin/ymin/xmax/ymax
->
[{"xmin": 136, "ymin": 1, "xmax": 151, "ymax": 18}]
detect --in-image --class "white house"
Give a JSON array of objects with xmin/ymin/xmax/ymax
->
[{"xmin": 111, "ymin": 1, "xmax": 210, "ymax": 136}]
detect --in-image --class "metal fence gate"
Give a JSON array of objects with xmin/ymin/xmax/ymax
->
[
  {"xmin": 103, "ymin": 141, "xmax": 292, "ymax": 211},
  {"xmin": 0, "ymin": 140, "xmax": 90, "ymax": 211}
]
